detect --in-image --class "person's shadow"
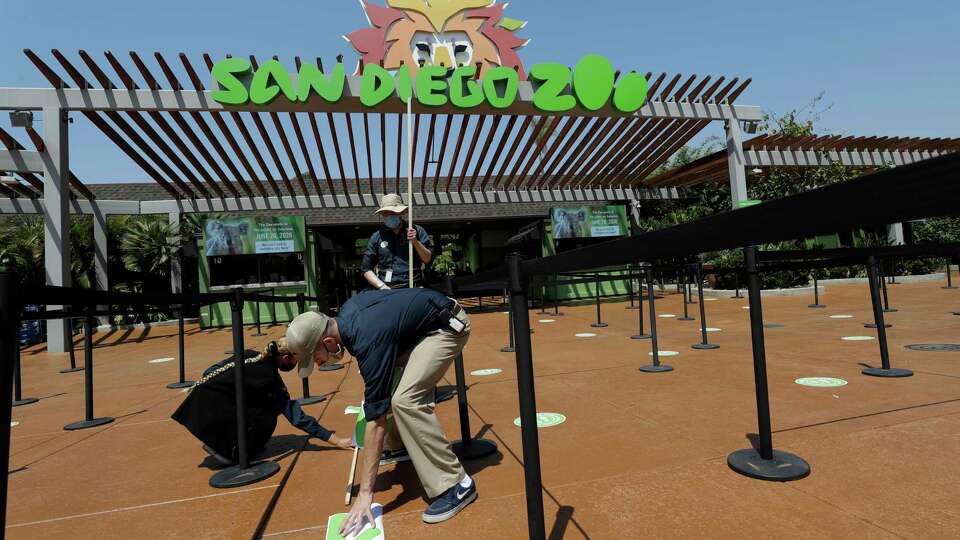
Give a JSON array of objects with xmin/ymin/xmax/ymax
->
[{"xmin": 197, "ymin": 434, "xmax": 341, "ymax": 470}]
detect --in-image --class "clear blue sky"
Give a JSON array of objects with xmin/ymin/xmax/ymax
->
[{"xmin": 1, "ymin": 0, "xmax": 957, "ymax": 183}]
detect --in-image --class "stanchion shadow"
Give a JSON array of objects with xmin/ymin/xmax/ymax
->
[
  {"xmin": 745, "ymin": 432, "xmax": 761, "ymax": 450},
  {"xmin": 197, "ymin": 434, "xmax": 339, "ymax": 471},
  {"xmin": 548, "ymin": 505, "xmax": 576, "ymax": 540}
]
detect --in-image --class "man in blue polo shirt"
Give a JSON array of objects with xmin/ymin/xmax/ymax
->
[{"xmin": 285, "ymin": 288, "xmax": 475, "ymax": 533}]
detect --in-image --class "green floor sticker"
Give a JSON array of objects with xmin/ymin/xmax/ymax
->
[
  {"xmin": 658, "ymin": 314, "xmax": 676, "ymax": 318},
  {"xmin": 575, "ymin": 333, "xmax": 596, "ymax": 338},
  {"xmin": 796, "ymin": 377, "xmax": 848, "ymax": 388},
  {"xmin": 705, "ymin": 328, "xmax": 722, "ymax": 332},
  {"xmin": 830, "ymin": 315, "xmax": 854, "ymax": 319},
  {"xmin": 471, "ymin": 368, "xmax": 503, "ymax": 377},
  {"xmin": 148, "ymin": 357, "xmax": 174, "ymax": 364},
  {"xmin": 514, "ymin": 412, "xmax": 566, "ymax": 428},
  {"xmin": 538, "ymin": 319, "xmax": 556, "ymax": 323},
  {"xmin": 326, "ymin": 504, "xmax": 384, "ymax": 540},
  {"xmin": 344, "ymin": 405, "xmax": 362, "ymax": 415},
  {"xmin": 649, "ymin": 350, "xmax": 679, "ymax": 357},
  {"xmin": 842, "ymin": 336, "xmax": 875, "ymax": 341}
]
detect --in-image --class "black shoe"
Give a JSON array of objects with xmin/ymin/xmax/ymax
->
[
  {"xmin": 379, "ymin": 449, "xmax": 411, "ymax": 465},
  {"xmin": 422, "ymin": 480, "xmax": 477, "ymax": 524}
]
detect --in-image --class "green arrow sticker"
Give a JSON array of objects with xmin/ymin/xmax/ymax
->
[{"xmin": 514, "ymin": 412, "xmax": 567, "ymax": 428}]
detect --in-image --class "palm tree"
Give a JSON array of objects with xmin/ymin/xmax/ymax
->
[{"xmin": 119, "ymin": 218, "xmax": 179, "ymax": 286}]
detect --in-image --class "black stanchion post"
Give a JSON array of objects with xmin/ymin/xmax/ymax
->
[
  {"xmin": 692, "ymin": 263, "xmax": 719, "ymax": 350},
  {"xmin": 252, "ymin": 288, "xmax": 266, "ymax": 337},
  {"xmin": 295, "ymin": 294, "xmax": 325, "ymax": 405},
  {"xmin": 60, "ymin": 317, "xmax": 84, "ymax": 373},
  {"xmin": 591, "ymin": 273, "xmax": 608, "ymax": 328},
  {"xmin": 12, "ymin": 339, "xmax": 39, "ymax": 407},
  {"xmin": 879, "ymin": 261, "xmax": 897, "ymax": 313},
  {"xmin": 64, "ymin": 310, "xmax": 115, "ymax": 430},
  {"xmin": 733, "ymin": 272, "xmax": 744, "ymax": 299},
  {"xmin": 944, "ymin": 257, "xmax": 956, "ymax": 289},
  {"xmin": 727, "ymin": 246, "xmax": 810, "ymax": 481},
  {"xmin": 536, "ymin": 278, "xmax": 550, "ymax": 315},
  {"xmin": 862, "ymin": 257, "xmax": 913, "ymax": 378},
  {"xmin": 678, "ymin": 267, "xmax": 694, "ymax": 321},
  {"xmin": 507, "ymin": 254, "xmax": 546, "ymax": 540},
  {"xmin": 1, "ymin": 271, "xmax": 20, "ymax": 531},
  {"xmin": 809, "ymin": 272, "xmax": 826, "ymax": 308},
  {"xmin": 269, "ymin": 287, "xmax": 278, "ymax": 326},
  {"xmin": 501, "ymin": 288, "xmax": 515, "ymax": 353},
  {"xmin": 443, "ymin": 277, "xmax": 497, "ymax": 460},
  {"xmin": 640, "ymin": 265, "xmax": 672, "ymax": 373},
  {"xmin": 552, "ymin": 274, "xmax": 564, "ymax": 316},
  {"xmin": 167, "ymin": 309, "xmax": 195, "ymax": 389},
  {"xmin": 631, "ymin": 266, "xmax": 650, "ymax": 340},
  {"xmin": 210, "ymin": 288, "xmax": 281, "ymax": 488},
  {"xmin": 626, "ymin": 265, "xmax": 639, "ymax": 310}
]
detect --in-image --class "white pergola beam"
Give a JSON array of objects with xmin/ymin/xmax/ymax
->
[{"xmin": 0, "ymin": 149, "xmax": 44, "ymax": 173}]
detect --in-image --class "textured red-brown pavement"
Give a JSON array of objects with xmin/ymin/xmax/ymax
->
[{"xmin": 7, "ymin": 274, "xmax": 960, "ymax": 539}]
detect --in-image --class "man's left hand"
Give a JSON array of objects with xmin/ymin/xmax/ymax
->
[
  {"xmin": 340, "ymin": 492, "xmax": 376, "ymax": 537},
  {"xmin": 407, "ymin": 227, "xmax": 416, "ymax": 241}
]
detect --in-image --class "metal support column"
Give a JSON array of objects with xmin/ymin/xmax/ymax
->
[
  {"xmin": 93, "ymin": 207, "xmax": 110, "ymax": 327},
  {"xmin": 41, "ymin": 106, "xmax": 71, "ymax": 353},
  {"xmin": 169, "ymin": 212, "xmax": 183, "ymax": 295},
  {"xmin": 725, "ymin": 119, "xmax": 748, "ymax": 210}
]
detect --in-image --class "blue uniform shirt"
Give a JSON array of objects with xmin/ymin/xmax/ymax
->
[
  {"xmin": 336, "ymin": 288, "xmax": 455, "ymax": 420},
  {"xmin": 361, "ymin": 222, "xmax": 432, "ymax": 287}
]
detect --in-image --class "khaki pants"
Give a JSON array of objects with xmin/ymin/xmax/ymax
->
[{"xmin": 388, "ymin": 314, "xmax": 470, "ymax": 498}]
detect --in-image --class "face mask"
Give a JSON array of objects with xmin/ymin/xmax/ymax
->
[{"xmin": 384, "ymin": 215, "xmax": 402, "ymax": 229}]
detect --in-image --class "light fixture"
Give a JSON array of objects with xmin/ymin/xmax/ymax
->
[{"xmin": 9, "ymin": 111, "xmax": 33, "ymax": 128}]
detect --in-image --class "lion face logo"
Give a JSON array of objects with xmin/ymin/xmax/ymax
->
[{"xmin": 344, "ymin": 0, "xmax": 529, "ymax": 79}]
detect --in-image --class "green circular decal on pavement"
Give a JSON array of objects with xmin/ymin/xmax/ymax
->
[
  {"xmin": 575, "ymin": 333, "xmax": 596, "ymax": 338},
  {"xmin": 514, "ymin": 412, "xmax": 566, "ymax": 428},
  {"xmin": 705, "ymin": 327, "xmax": 722, "ymax": 333},
  {"xmin": 538, "ymin": 319, "xmax": 556, "ymax": 323},
  {"xmin": 830, "ymin": 315, "xmax": 854, "ymax": 319},
  {"xmin": 843, "ymin": 336, "xmax": 875, "ymax": 341},
  {"xmin": 658, "ymin": 314, "xmax": 676, "ymax": 318},
  {"xmin": 471, "ymin": 368, "xmax": 503, "ymax": 377},
  {"xmin": 796, "ymin": 377, "xmax": 848, "ymax": 388},
  {"xmin": 149, "ymin": 357, "xmax": 174, "ymax": 364},
  {"xmin": 649, "ymin": 350, "xmax": 679, "ymax": 357}
]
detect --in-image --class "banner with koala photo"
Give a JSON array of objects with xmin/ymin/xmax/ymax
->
[
  {"xmin": 203, "ymin": 216, "xmax": 306, "ymax": 256},
  {"xmin": 550, "ymin": 206, "xmax": 628, "ymax": 239}
]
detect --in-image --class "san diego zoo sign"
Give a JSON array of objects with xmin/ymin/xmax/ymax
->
[{"xmin": 210, "ymin": 0, "xmax": 648, "ymax": 114}]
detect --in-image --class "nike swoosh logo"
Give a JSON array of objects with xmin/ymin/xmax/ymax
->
[{"xmin": 456, "ymin": 487, "xmax": 470, "ymax": 500}]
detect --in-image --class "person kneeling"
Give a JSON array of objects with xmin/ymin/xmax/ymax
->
[{"xmin": 172, "ymin": 341, "xmax": 352, "ymax": 466}]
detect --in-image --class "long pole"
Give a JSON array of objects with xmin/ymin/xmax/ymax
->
[
  {"xmin": 745, "ymin": 247, "xmax": 772, "ymax": 459},
  {"xmin": 407, "ymin": 95, "xmax": 414, "ymax": 289}
]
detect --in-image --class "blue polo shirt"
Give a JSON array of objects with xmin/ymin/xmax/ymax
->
[
  {"xmin": 361, "ymin": 222, "xmax": 432, "ymax": 287},
  {"xmin": 336, "ymin": 288, "xmax": 455, "ymax": 420}
]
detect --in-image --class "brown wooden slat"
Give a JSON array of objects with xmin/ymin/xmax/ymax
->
[
  {"xmin": 503, "ymin": 115, "xmax": 549, "ymax": 190},
  {"xmin": 420, "ymin": 113, "xmax": 437, "ymax": 185},
  {"xmin": 491, "ymin": 115, "xmax": 533, "ymax": 190},
  {"xmin": 432, "ymin": 114, "xmax": 453, "ymax": 192},
  {"xmin": 395, "ymin": 112, "xmax": 403, "ymax": 194},
  {"xmin": 343, "ymin": 112, "xmax": 362, "ymax": 194},
  {"xmin": 469, "ymin": 114, "xmax": 503, "ymax": 189},
  {"xmin": 189, "ymin": 54, "xmax": 268, "ymax": 197},
  {"xmin": 528, "ymin": 116, "xmax": 578, "ymax": 189},
  {"xmin": 556, "ymin": 117, "xmax": 614, "ymax": 189},
  {"xmin": 479, "ymin": 114, "xmax": 518, "ymax": 191},
  {"xmin": 410, "ymin": 112, "xmax": 422, "ymax": 191},
  {"xmin": 513, "ymin": 115, "xmax": 561, "ymax": 190},
  {"xmin": 456, "ymin": 114, "xmax": 487, "ymax": 191},
  {"xmin": 21, "ymin": 126, "xmax": 94, "ymax": 199},
  {"xmin": 248, "ymin": 56, "xmax": 302, "ymax": 197},
  {"xmin": 444, "ymin": 114, "xmax": 472, "ymax": 192},
  {"xmin": 547, "ymin": 116, "xmax": 602, "ymax": 189},
  {"xmin": 47, "ymin": 50, "xmax": 198, "ymax": 198}
]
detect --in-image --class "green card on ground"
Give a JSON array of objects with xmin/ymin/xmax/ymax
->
[{"xmin": 326, "ymin": 504, "xmax": 385, "ymax": 540}]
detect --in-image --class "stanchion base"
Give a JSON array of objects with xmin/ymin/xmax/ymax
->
[
  {"xmin": 590, "ymin": 323, "xmax": 609, "ymax": 328},
  {"xmin": 12, "ymin": 398, "xmax": 39, "ymax": 407},
  {"xmin": 677, "ymin": 317, "xmax": 695, "ymax": 322},
  {"xmin": 864, "ymin": 323, "xmax": 892, "ymax": 329},
  {"xmin": 953, "ymin": 312, "xmax": 960, "ymax": 316},
  {"xmin": 209, "ymin": 461, "xmax": 280, "ymax": 489},
  {"xmin": 943, "ymin": 286, "xmax": 958, "ymax": 290},
  {"xmin": 552, "ymin": 312, "xmax": 565, "ymax": 316},
  {"xmin": 862, "ymin": 367, "xmax": 913, "ymax": 378},
  {"xmin": 732, "ymin": 294, "xmax": 744, "ymax": 299},
  {"xmin": 252, "ymin": 332, "xmax": 269, "ymax": 337},
  {"xmin": 166, "ymin": 381, "xmax": 195, "ymax": 389},
  {"xmin": 318, "ymin": 363, "xmax": 345, "ymax": 372},
  {"xmin": 882, "ymin": 308, "xmax": 899, "ymax": 313},
  {"xmin": 631, "ymin": 334, "xmax": 652, "ymax": 340},
  {"xmin": 435, "ymin": 388, "xmax": 456, "ymax": 404},
  {"xmin": 452, "ymin": 439, "xmax": 498, "ymax": 460},
  {"xmin": 64, "ymin": 417, "xmax": 115, "ymax": 431},
  {"xmin": 727, "ymin": 448, "xmax": 810, "ymax": 481},
  {"xmin": 60, "ymin": 367, "xmax": 84, "ymax": 374},
  {"xmin": 639, "ymin": 364, "xmax": 674, "ymax": 373},
  {"xmin": 500, "ymin": 346, "xmax": 515, "ymax": 353},
  {"xmin": 808, "ymin": 304, "xmax": 827, "ymax": 309},
  {"xmin": 686, "ymin": 301, "xmax": 698, "ymax": 305},
  {"xmin": 692, "ymin": 343, "xmax": 720, "ymax": 350},
  {"xmin": 296, "ymin": 395, "xmax": 327, "ymax": 406},
  {"xmin": 625, "ymin": 305, "xmax": 640, "ymax": 310}
]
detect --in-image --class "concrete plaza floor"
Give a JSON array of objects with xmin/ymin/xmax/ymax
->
[{"xmin": 7, "ymin": 274, "xmax": 960, "ymax": 539}]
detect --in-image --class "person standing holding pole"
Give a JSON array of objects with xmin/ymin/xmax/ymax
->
[{"xmin": 361, "ymin": 194, "xmax": 433, "ymax": 291}]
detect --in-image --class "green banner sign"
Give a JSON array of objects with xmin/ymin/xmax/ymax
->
[
  {"xmin": 551, "ymin": 206, "xmax": 628, "ymax": 239},
  {"xmin": 203, "ymin": 216, "xmax": 305, "ymax": 256},
  {"xmin": 210, "ymin": 54, "xmax": 648, "ymax": 114}
]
